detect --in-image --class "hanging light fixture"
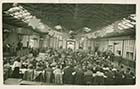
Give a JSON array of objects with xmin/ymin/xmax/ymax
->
[
  {"xmin": 37, "ymin": 23, "xmax": 45, "ymax": 30},
  {"xmin": 83, "ymin": 27, "xmax": 91, "ymax": 32},
  {"xmin": 54, "ymin": 25, "xmax": 62, "ymax": 30}
]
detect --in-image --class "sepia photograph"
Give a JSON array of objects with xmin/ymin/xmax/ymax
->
[{"xmin": 2, "ymin": 3, "xmax": 136, "ymax": 85}]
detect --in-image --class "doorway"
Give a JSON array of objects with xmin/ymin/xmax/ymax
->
[{"xmin": 66, "ymin": 40, "xmax": 76, "ymax": 50}]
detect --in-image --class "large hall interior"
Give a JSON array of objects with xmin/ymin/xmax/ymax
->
[{"xmin": 3, "ymin": 3, "xmax": 136, "ymax": 85}]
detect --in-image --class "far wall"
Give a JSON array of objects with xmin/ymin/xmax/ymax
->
[{"xmin": 84, "ymin": 36, "xmax": 136, "ymax": 61}]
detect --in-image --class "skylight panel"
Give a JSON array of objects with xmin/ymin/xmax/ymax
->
[{"xmin": 118, "ymin": 23, "xmax": 129, "ymax": 29}]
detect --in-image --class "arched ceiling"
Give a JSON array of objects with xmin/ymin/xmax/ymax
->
[{"xmin": 3, "ymin": 3, "xmax": 136, "ymax": 35}]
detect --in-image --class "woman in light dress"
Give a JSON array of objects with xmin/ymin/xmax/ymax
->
[
  {"xmin": 12, "ymin": 58, "xmax": 21, "ymax": 78},
  {"xmin": 53, "ymin": 65, "xmax": 63, "ymax": 84}
]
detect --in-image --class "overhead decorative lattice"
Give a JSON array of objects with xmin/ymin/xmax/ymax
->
[
  {"xmin": 83, "ymin": 14, "xmax": 136, "ymax": 39},
  {"xmin": 3, "ymin": 3, "xmax": 136, "ymax": 40},
  {"xmin": 4, "ymin": 3, "xmax": 67, "ymax": 40},
  {"xmin": 83, "ymin": 27, "xmax": 91, "ymax": 33},
  {"xmin": 16, "ymin": 4, "xmax": 135, "ymax": 34},
  {"xmin": 4, "ymin": 3, "xmax": 47, "ymax": 32}
]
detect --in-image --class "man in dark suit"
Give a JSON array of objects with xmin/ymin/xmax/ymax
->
[
  {"xmin": 74, "ymin": 67, "xmax": 84, "ymax": 85},
  {"xmin": 63, "ymin": 65, "xmax": 75, "ymax": 84}
]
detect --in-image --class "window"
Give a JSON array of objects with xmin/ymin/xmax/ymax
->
[
  {"xmin": 130, "ymin": 52, "xmax": 133, "ymax": 60},
  {"xmin": 117, "ymin": 50, "xmax": 121, "ymax": 55},
  {"xmin": 126, "ymin": 52, "xmax": 129, "ymax": 58},
  {"xmin": 126, "ymin": 52, "xmax": 134, "ymax": 60}
]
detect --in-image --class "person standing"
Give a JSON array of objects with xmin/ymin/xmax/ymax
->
[
  {"xmin": 74, "ymin": 67, "xmax": 84, "ymax": 85},
  {"xmin": 84, "ymin": 68, "xmax": 93, "ymax": 85},
  {"xmin": 11, "ymin": 58, "xmax": 21, "ymax": 78},
  {"xmin": 53, "ymin": 65, "xmax": 63, "ymax": 84},
  {"xmin": 44, "ymin": 65, "xmax": 53, "ymax": 83},
  {"xmin": 63, "ymin": 65, "xmax": 75, "ymax": 84}
]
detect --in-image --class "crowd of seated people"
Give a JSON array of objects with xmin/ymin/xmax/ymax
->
[{"xmin": 3, "ymin": 47, "xmax": 135, "ymax": 85}]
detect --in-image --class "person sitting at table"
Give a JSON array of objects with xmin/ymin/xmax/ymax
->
[
  {"xmin": 93, "ymin": 68, "xmax": 107, "ymax": 85},
  {"xmin": 21, "ymin": 60, "xmax": 28, "ymax": 69},
  {"xmin": 30, "ymin": 58, "xmax": 37, "ymax": 69},
  {"xmin": 124, "ymin": 68, "xmax": 135, "ymax": 85},
  {"xmin": 113, "ymin": 68, "xmax": 124, "ymax": 85},
  {"xmin": 33, "ymin": 61, "xmax": 44, "ymax": 82},
  {"xmin": 104, "ymin": 68, "xmax": 114, "ymax": 85}
]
